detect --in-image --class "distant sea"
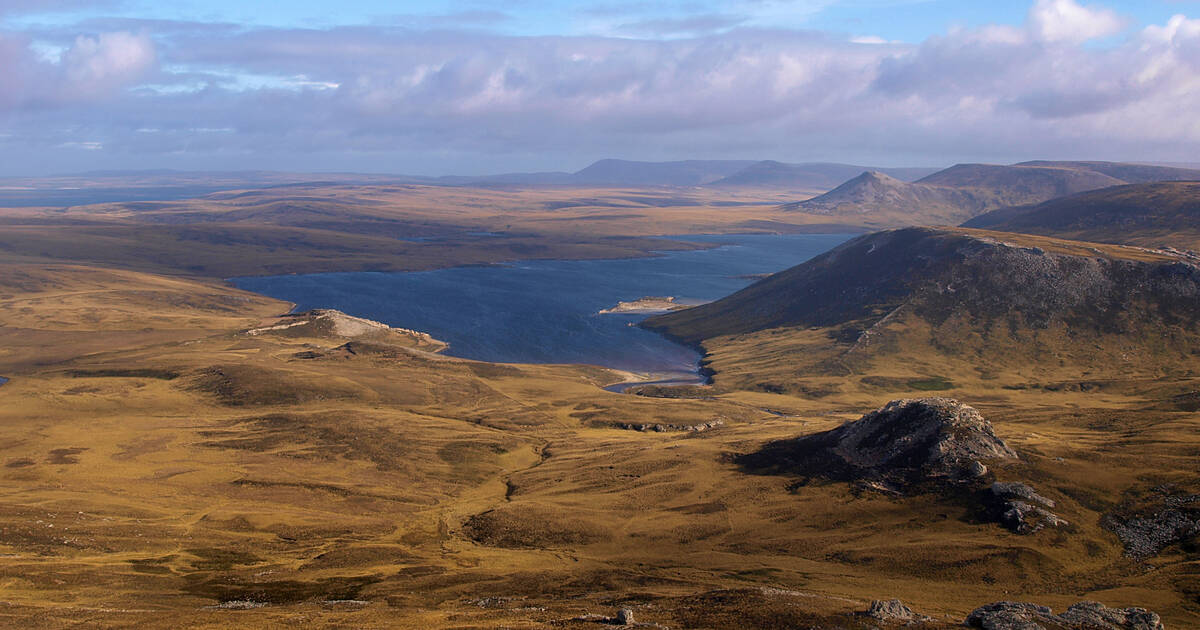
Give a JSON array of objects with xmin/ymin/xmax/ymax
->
[{"xmin": 231, "ymin": 233, "xmax": 851, "ymax": 376}]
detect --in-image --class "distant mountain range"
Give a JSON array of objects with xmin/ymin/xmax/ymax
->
[
  {"xmin": 438, "ymin": 159, "xmax": 939, "ymax": 189},
  {"xmin": 782, "ymin": 161, "xmax": 1200, "ymax": 225}
]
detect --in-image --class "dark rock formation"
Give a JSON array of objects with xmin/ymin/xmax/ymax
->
[
  {"xmin": 738, "ymin": 398, "xmax": 1016, "ymax": 488},
  {"xmin": 616, "ymin": 608, "xmax": 636, "ymax": 625},
  {"xmin": 987, "ymin": 482, "xmax": 1068, "ymax": 535},
  {"xmin": 966, "ymin": 600, "xmax": 1164, "ymax": 630}
]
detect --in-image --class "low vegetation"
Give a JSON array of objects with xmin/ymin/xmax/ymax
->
[{"xmin": 1, "ymin": 174, "xmax": 1199, "ymax": 627}]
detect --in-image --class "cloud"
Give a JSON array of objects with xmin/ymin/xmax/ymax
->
[
  {"xmin": 2, "ymin": 1, "xmax": 1200, "ymax": 172},
  {"xmin": 61, "ymin": 31, "xmax": 156, "ymax": 98},
  {"xmin": 1028, "ymin": 0, "xmax": 1125, "ymax": 43}
]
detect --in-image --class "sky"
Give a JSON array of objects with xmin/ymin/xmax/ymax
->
[{"xmin": 1, "ymin": 0, "xmax": 1199, "ymax": 175}]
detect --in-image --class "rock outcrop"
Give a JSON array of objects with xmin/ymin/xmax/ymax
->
[
  {"xmin": 987, "ymin": 482, "xmax": 1068, "ymax": 535},
  {"xmin": 966, "ymin": 600, "xmax": 1163, "ymax": 630},
  {"xmin": 863, "ymin": 599, "xmax": 916, "ymax": 622},
  {"xmin": 739, "ymin": 398, "xmax": 1016, "ymax": 488}
]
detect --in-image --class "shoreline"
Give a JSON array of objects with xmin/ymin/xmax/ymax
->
[{"xmin": 601, "ymin": 364, "xmax": 711, "ymax": 393}]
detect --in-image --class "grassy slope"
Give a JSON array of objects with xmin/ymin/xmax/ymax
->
[{"xmin": 0, "ymin": 237, "xmax": 1199, "ymax": 627}]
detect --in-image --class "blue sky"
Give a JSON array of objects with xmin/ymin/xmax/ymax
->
[
  {"xmin": 2, "ymin": 0, "xmax": 1200, "ymax": 175},
  {"xmin": 6, "ymin": 1, "xmax": 1193, "ymax": 40}
]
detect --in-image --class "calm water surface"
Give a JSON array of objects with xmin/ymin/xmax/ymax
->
[{"xmin": 231, "ymin": 234, "xmax": 851, "ymax": 375}]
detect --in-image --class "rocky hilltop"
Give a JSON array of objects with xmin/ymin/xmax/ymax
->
[
  {"xmin": 740, "ymin": 397, "xmax": 1073, "ymax": 534},
  {"xmin": 739, "ymin": 398, "xmax": 1014, "ymax": 486}
]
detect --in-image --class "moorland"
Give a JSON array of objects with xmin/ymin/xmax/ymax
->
[{"xmin": 0, "ymin": 159, "xmax": 1198, "ymax": 628}]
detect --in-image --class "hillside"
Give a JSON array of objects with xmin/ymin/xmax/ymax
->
[
  {"xmin": 964, "ymin": 181, "xmax": 1200, "ymax": 251},
  {"xmin": 782, "ymin": 160, "xmax": 1200, "ymax": 225},
  {"xmin": 915, "ymin": 163, "xmax": 1125, "ymax": 198},
  {"xmin": 645, "ymin": 227, "xmax": 1200, "ymax": 384}
]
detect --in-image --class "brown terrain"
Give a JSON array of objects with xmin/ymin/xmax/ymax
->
[{"xmin": 0, "ymin": 167, "xmax": 1197, "ymax": 628}]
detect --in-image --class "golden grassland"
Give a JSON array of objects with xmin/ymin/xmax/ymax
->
[{"xmin": 1, "ymin": 237, "xmax": 1199, "ymax": 628}]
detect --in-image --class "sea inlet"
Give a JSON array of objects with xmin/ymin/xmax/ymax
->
[{"xmin": 231, "ymin": 233, "xmax": 851, "ymax": 384}]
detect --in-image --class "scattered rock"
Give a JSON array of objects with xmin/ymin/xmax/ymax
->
[
  {"xmin": 615, "ymin": 419, "xmax": 724, "ymax": 433},
  {"xmin": 966, "ymin": 600, "xmax": 1164, "ymax": 630},
  {"xmin": 616, "ymin": 607, "xmax": 636, "ymax": 625},
  {"xmin": 864, "ymin": 599, "xmax": 914, "ymax": 622},
  {"xmin": 1103, "ymin": 488, "xmax": 1200, "ymax": 560},
  {"xmin": 206, "ymin": 600, "xmax": 267, "ymax": 610},
  {"xmin": 739, "ymin": 398, "xmax": 1016, "ymax": 487}
]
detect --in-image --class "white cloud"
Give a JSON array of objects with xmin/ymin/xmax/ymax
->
[
  {"xmin": 61, "ymin": 31, "xmax": 156, "ymax": 97},
  {"xmin": 1027, "ymin": 0, "xmax": 1125, "ymax": 44}
]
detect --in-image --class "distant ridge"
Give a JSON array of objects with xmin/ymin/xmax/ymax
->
[
  {"xmin": 781, "ymin": 160, "xmax": 1200, "ymax": 225},
  {"xmin": 569, "ymin": 159, "xmax": 758, "ymax": 186},
  {"xmin": 964, "ymin": 181, "xmax": 1200, "ymax": 250},
  {"xmin": 707, "ymin": 161, "xmax": 939, "ymax": 190}
]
